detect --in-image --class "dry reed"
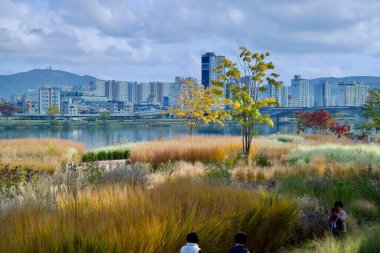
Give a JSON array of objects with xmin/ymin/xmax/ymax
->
[
  {"xmin": 0, "ymin": 138, "xmax": 84, "ymax": 172},
  {"xmin": 130, "ymin": 135, "xmax": 241, "ymax": 167},
  {"xmin": 0, "ymin": 180, "xmax": 298, "ymax": 253}
]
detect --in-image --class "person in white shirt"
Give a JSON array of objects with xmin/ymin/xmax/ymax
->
[
  {"xmin": 328, "ymin": 200, "xmax": 346, "ymax": 238},
  {"xmin": 180, "ymin": 232, "xmax": 202, "ymax": 253}
]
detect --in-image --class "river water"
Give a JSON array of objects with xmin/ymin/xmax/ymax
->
[{"xmin": 0, "ymin": 123, "xmax": 297, "ymax": 149}]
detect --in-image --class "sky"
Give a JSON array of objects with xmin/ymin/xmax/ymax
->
[{"xmin": 0, "ymin": 0, "xmax": 379, "ymax": 84}]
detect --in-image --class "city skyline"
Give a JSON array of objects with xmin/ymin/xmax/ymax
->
[
  {"xmin": 0, "ymin": 0, "xmax": 379, "ymax": 83},
  {"xmin": 15, "ymin": 71, "xmax": 370, "ymax": 117}
]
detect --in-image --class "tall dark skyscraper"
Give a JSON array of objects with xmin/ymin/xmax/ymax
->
[{"xmin": 201, "ymin": 52, "xmax": 224, "ymax": 88}]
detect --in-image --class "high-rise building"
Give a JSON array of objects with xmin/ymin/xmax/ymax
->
[
  {"xmin": 270, "ymin": 83, "xmax": 288, "ymax": 107},
  {"xmin": 112, "ymin": 81, "xmax": 139, "ymax": 105},
  {"xmin": 105, "ymin": 80, "xmax": 118, "ymax": 100},
  {"xmin": 157, "ymin": 82, "xmax": 172, "ymax": 104},
  {"xmin": 239, "ymin": 76, "xmax": 269, "ymax": 99},
  {"xmin": 90, "ymin": 80, "xmax": 106, "ymax": 97},
  {"xmin": 38, "ymin": 87, "xmax": 61, "ymax": 114},
  {"xmin": 338, "ymin": 81, "xmax": 369, "ymax": 107},
  {"xmin": 314, "ymin": 81, "xmax": 332, "ymax": 107},
  {"xmin": 127, "ymin": 82, "xmax": 137, "ymax": 105},
  {"xmin": 22, "ymin": 89, "xmax": 39, "ymax": 103},
  {"xmin": 259, "ymin": 84, "xmax": 272, "ymax": 100},
  {"xmin": 169, "ymin": 82, "xmax": 183, "ymax": 107},
  {"xmin": 355, "ymin": 83, "xmax": 369, "ymax": 106},
  {"xmin": 201, "ymin": 52, "xmax": 224, "ymax": 88},
  {"xmin": 148, "ymin": 82, "xmax": 171, "ymax": 104},
  {"xmin": 168, "ymin": 77, "xmax": 198, "ymax": 107},
  {"xmin": 117, "ymin": 81, "xmax": 129, "ymax": 103},
  {"xmin": 175, "ymin": 76, "xmax": 197, "ymax": 84},
  {"xmin": 137, "ymin": 83, "xmax": 151, "ymax": 103},
  {"xmin": 289, "ymin": 75, "xmax": 310, "ymax": 107}
]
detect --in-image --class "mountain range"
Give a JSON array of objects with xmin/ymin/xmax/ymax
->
[
  {"xmin": 0, "ymin": 69, "xmax": 379, "ymax": 99},
  {"xmin": 0, "ymin": 69, "xmax": 97, "ymax": 99}
]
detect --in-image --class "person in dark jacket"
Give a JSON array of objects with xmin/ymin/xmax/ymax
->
[
  {"xmin": 228, "ymin": 232, "xmax": 250, "ymax": 253},
  {"xmin": 328, "ymin": 200, "xmax": 346, "ymax": 238}
]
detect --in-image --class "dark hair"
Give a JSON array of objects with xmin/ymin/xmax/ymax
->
[
  {"xmin": 235, "ymin": 232, "xmax": 248, "ymax": 244},
  {"xmin": 186, "ymin": 232, "xmax": 199, "ymax": 243},
  {"xmin": 334, "ymin": 200, "xmax": 344, "ymax": 208}
]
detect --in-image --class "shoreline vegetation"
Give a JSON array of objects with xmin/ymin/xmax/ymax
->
[
  {"xmin": 1, "ymin": 134, "xmax": 380, "ymax": 252},
  {"xmin": 0, "ymin": 118, "xmax": 188, "ymax": 129}
]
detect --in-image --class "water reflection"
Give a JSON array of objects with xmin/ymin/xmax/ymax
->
[{"xmin": 0, "ymin": 123, "xmax": 297, "ymax": 149}]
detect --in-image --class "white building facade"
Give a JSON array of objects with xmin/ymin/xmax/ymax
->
[{"xmin": 38, "ymin": 87, "xmax": 61, "ymax": 114}]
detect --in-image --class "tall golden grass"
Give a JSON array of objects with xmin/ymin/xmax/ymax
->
[
  {"xmin": 290, "ymin": 144, "xmax": 380, "ymax": 167},
  {"xmin": 0, "ymin": 180, "xmax": 298, "ymax": 253},
  {"xmin": 251, "ymin": 139, "xmax": 295, "ymax": 160},
  {"xmin": 0, "ymin": 138, "xmax": 84, "ymax": 172},
  {"xmin": 302, "ymin": 134, "xmax": 352, "ymax": 144},
  {"xmin": 284, "ymin": 227, "xmax": 380, "ymax": 253},
  {"xmin": 130, "ymin": 135, "xmax": 241, "ymax": 167},
  {"xmin": 232, "ymin": 157, "xmax": 380, "ymax": 185}
]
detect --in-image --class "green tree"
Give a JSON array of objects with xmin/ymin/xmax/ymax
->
[
  {"xmin": 99, "ymin": 111, "xmax": 112, "ymax": 122},
  {"xmin": 363, "ymin": 88, "xmax": 380, "ymax": 130},
  {"xmin": 214, "ymin": 46, "xmax": 281, "ymax": 156},
  {"xmin": 168, "ymin": 80, "xmax": 231, "ymax": 135},
  {"xmin": 46, "ymin": 105, "xmax": 60, "ymax": 119}
]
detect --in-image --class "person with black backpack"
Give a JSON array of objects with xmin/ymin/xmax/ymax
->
[
  {"xmin": 228, "ymin": 232, "xmax": 250, "ymax": 253},
  {"xmin": 328, "ymin": 200, "xmax": 346, "ymax": 238}
]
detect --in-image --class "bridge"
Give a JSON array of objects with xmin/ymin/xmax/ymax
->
[
  {"xmin": 258, "ymin": 106, "xmax": 366, "ymax": 132},
  {"xmin": 259, "ymin": 106, "xmax": 364, "ymax": 116},
  {"xmin": 260, "ymin": 106, "xmax": 365, "ymax": 121}
]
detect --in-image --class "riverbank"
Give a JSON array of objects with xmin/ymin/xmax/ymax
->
[{"xmin": 0, "ymin": 118, "xmax": 188, "ymax": 129}]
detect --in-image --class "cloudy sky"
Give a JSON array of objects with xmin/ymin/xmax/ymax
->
[{"xmin": 0, "ymin": 0, "xmax": 379, "ymax": 84}]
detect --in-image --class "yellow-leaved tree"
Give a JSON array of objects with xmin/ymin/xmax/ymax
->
[
  {"xmin": 168, "ymin": 80, "xmax": 231, "ymax": 135},
  {"xmin": 46, "ymin": 105, "xmax": 61, "ymax": 120},
  {"xmin": 214, "ymin": 46, "xmax": 282, "ymax": 156}
]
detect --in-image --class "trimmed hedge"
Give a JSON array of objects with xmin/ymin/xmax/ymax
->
[{"xmin": 82, "ymin": 149, "xmax": 131, "ymax": 162}]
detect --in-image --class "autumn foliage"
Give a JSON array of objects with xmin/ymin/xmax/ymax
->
[
  {"xmin": 295, "ymin": 109, "xmax": 349, "ymax": 137},
  {"xmin": 0, "ymin": 103, "xmax": 17, "ymax": 119},
  {"xmin": 305, "ymin": 109, "xmax": 335, "ymax": 133},
  {"xmin": 330, "ymin": 122, "xmax": 350, "ymax": 138}
]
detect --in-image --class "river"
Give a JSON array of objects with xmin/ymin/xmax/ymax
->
[{"xmin": 0, "ymin": 122, "xmax": 297, "ymax": 149}]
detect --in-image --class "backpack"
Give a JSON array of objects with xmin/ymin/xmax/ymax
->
[{"xmin": 332, "ymin": 219, "xmax": 344, "ymax": 233}]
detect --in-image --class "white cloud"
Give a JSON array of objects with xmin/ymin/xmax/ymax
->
[
  {"xmin": 0, "ymin": 0, "xmax": 379, "ymax": 81},
  {"xmin": 229, "ymin": 9, "xmax": 244, "ymax": 25}
]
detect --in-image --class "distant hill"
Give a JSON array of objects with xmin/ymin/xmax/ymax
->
[
  {"xmin": 0, "ymin": 69, "xmax": 97, "ymax": 99},
  {"xmin": 309, "ymin": 76, "xmax": 380, "ymax": 89}
]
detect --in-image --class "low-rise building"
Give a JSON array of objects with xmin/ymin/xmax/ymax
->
[{"xmin": 106, "ymin": 100, "xmax": 133, "ymax": 115}]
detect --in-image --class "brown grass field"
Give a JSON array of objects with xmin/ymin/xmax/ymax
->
[{"xmin": 0, "ymin": 138, "xmax": 84, "ymax": 172}]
